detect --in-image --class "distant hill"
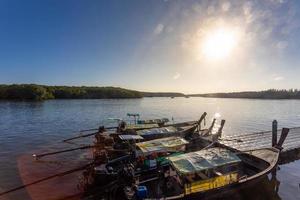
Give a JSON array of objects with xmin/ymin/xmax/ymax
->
[{"xmin": 190, "ymin": 89, "xmax": 300, "ymax": 99}]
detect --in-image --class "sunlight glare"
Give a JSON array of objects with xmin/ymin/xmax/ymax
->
[
  {"xmin": 201, "ymin": 27, "xmax": 239, "ymax": 60},
  {"xmin": 214, "ymin": 112, "xmax": 221, "ymax": 118}
]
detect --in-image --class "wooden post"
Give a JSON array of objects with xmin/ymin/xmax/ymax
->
[
  {"xmin": 272, "ymin": 120, "xmax": 278, "ymax": 147},
  {"xmin": 276, "ymin": 128, "xmax": 289, "ymax": 149},
  {"xmin": 217, "ymin": 120, "xmax": 226, "ymax": 138},
  {"xmin": 198, "ymin": 112, "xmax": 207, "ymax": 131}
]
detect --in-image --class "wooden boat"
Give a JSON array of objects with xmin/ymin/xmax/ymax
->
[
  {"xmin": 110, "ymin": 114, "xmax": 217, "ymax": 157},
  {"xmin": 118, "ymin": 128, "xmax": 289, "ymax": 200},
  {"xmin": 114, "ymin": 119, "xmax": 225, "ymax": 172},
  {"xmin": 137, "ymin": 118, "xmax": 169, "ymax": 126},
  {"xmin": 79, "ymin": 120, "xmax": 226, "ymax": 198},
  {"xmin": 126, "ymin": 146, "xmax": 280, "ymax": 200},
  {"xmin": 110, "ymin": 112, "xmax": 208, "ymax": 143},
  {"xmin": 71, "ymin": 115, "xmax": 171, "ymax": 139},
  {"xmin": 127, "ymin": 113, "xmax": 169, "ymax": 127},
  {"xmin": 62, "ymin": 112, "xmax": 207, "ymax": 143},
  {"xmin": 133, "ymin": 123, "xmax": 198, "ymax": 141},
  {"xmin": 106, "ymin": 123, "xmax": 202, "ymax": 161},
  {"xmin": 86, "ymin": 128, "xmax": 289, "ymax": 200}
]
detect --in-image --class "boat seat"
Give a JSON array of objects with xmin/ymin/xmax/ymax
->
[{"xmin": 213, "ymin": 170, "xmax": 223, "ymax": 176}]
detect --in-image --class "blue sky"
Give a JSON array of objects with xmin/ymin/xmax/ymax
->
[{"xmin": 0, "ymin": 0, "xmax": 300, "ymax": 93}]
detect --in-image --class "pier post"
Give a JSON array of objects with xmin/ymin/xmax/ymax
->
[{"xmin": 272, "ymin": 120, "xmax": 278, "ymax": 147}]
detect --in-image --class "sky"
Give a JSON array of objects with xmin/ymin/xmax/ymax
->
[{"xmin": 0, "ymin": 0, "xmax": 300, "ymax": 93}]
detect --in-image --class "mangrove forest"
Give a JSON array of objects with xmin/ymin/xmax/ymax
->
[
  {"xmin": 191, "ymin": 89, "xmax": 300, "ymax": 99},
  {"xmin": 0, "ymin": 84, "xmax": 143, "ymax": 100}
]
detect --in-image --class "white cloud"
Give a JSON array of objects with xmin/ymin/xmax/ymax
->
[
  {"xmin": 269, "ymin": 0, "xmax": 286, "ymax": 4},
  {"xmin": 222, "ymin": 2, "xmax": 231, "ymax": 12},
  {"xmin": 173, "ymin": 72, "xmax": 181, "ymax": 80},
  {"xmin": 154, "ymin": 24, "xmax": 164, "ymax": 35},
  {"xmin": 192, "ymin": 3, "xmax": 202, "ymax": 13},
  {"xmin": 207, "ymin": 6, "xmax": 215, "ymax": 15},
  {"xmin": 274, "ymin": 76, "xmax": 284, "ymax": 81},
  {"xmin": 276, "ymin": 41, "xmax": 288, "ymax": 49},
  {"xmin": 166, "ymin": 26, "xmax": 174, "ymax": 33},
  {"xmin": 243, "ymin": 2, "xmax": 254, "ymax": 24}
]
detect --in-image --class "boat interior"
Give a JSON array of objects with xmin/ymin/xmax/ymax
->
[{"xmin": 135, "ymin": 147, "xmax": 273, "ymax": 199}]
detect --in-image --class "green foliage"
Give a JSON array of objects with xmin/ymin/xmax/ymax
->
[
  {"xmin": 2, "ymin": 85, "xmax": 299, "ymax": 101},
  {"xmin": 0, "ymin": 84, "xmax": 54, "ymax": 100},
  {"xmin": 192, "ymin": 89, "xmax": 300, "ymax": 99},
  {"xmin": 0, "ymin": 84, "xmax": 142, "ymax": 101}
]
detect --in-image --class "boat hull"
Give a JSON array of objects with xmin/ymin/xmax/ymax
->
[{"xmin": 137, "ymin": 148, "xmax": 280, "ymax": 200}]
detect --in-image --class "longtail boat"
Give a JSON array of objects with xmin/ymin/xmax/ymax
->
[
  {"xmin": 133, "ymin": 123, "xmax": 198, "ymax": 140},
  {"xmin": 127, "ymin": 113, "xmax": 169, "ymax": 126},
  {"xmin": 78, "ymin": 119, "xmax": 226, "ymax": 197},
  {"xmin": 75, "ymin": 114, "xmax": 170, "ymax": 135},
  {"xmin": 82, "ymin": 128, "xmax": 289, "ymax": 200},
  {"xmin": 130, "ymin": 146, "xmax": 282, "ymax": 200},
  {"xmin": 62, "ymin": 112, "xmax": 208, "ymax": 143},
  {"xmin": 0, "ymin": 120, "xmax": 288, "ymax": 200}
]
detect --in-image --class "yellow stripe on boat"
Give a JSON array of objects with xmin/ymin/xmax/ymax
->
[{"xmin": 184, "ymin": 173, "xmax": 238, "ymax": 195}]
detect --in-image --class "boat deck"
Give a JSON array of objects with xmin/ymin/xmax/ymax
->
[{"xmin": 218, "ymin": 127, "xmax": 300, "ymax": 164}]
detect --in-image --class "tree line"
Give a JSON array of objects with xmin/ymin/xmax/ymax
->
[
  {"xmin": 0, "ymin": 84, "xmax": 143, "ymax": 100},
  {"xmin": 191, "ymin": 89, "xmax": 300, "ymax": 99},
  {"xmin": 2, "ymin": 85, "xmax": 299, "ymax": 101}
]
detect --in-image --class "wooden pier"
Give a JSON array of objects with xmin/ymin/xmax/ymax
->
[{"xmin": 219, "ymin": 126, "xmax": 300, "ymax": 164}]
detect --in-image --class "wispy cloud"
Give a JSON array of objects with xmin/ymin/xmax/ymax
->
[
  {"xmin": 222, "ymin": 2, "xmax": 231, "ymax": 12},
  {"xmin": 269, "ymin": 0, "xmax": 286, "ymax": 4},
  {"xmin": 274, "ymin": 76, "xmax": 284, "ymax": 81},
  {"xmin": 166, "ymin": 26, "xmax": 174, "ymax": 33},
  {"xmin": 276, "ymin": 41, "xmax": 288, "ymax": 49},
  {"xmin": 173, "ymin": 72, "xmax": 181, "ymax": 80},
  {"xmin": 154, "ymin": 23, "xmax": 164, "ymax": 35}
]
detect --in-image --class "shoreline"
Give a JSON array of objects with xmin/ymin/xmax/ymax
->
[{"xmin": 1, "ymin": 84, "xmax": 299, "ymax": 101}]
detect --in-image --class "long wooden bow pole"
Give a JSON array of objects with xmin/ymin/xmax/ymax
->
[
  {"xmin": 32, "ymin": 145, "xmax": 96, "ymax": 160},
  {"xmin": 33, "ymin": 145, "xmax": 129, "ymax": 160},
  {"xmin": 63, "ymin": 132, "xmax": 99, "ymax": 142},
  {"xmin": 0, "ymin": 163, "xmax": 92, "ymax": 196}
]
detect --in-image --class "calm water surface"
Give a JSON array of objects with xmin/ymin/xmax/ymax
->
[{"xmin": 0, "ymin": 98, "xmax": 299, "ymax": 200}]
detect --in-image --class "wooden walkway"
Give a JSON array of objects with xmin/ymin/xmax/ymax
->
[{"xmin": 218, "ymin": 127, "xmax": 300, "ymax": 164}]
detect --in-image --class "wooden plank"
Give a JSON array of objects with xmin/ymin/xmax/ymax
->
[
  {"xmin": 221, "ymin": 133, "xmax": 300, "ymax": 148},
  {"xmin": 216, "ymin": 127, "xmax": 300, "ymax": 160},
  {"xmin": 223, "ymin": 127, "xmax": 300, "ymax": 139}
]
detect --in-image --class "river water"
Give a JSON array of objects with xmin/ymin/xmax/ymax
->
[{"xmin": 0, "ymin": 98, "xmax": 299, "ymax": 200}]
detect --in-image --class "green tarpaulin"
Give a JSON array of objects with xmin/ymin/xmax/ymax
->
[
  {"xmin": 136, "ymin": 136, "xmax": 188, "ymax": 155},
  {"xmin": 137, "ymin": 126, "xmax": 177, "ymax": 136},
  {"xmin": 168, "ymin": 147, "xmax": 241, "ymax": 175}
]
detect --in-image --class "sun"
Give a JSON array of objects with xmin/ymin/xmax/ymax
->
[{"xmin": 201, "ymin": 27, "xmax": 239, "ymax": 60}]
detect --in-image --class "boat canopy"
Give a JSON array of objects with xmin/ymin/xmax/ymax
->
[
  {"xmin": 126, "ymin": 124, "xmax": 159, "ymax": 130},
  {"xmin": 137, "ymin": 118, "xmax": 169, "ymax": 124},
  {"xmin": 137, "ymin": 126, "xmax": 177, "ymax": 136},
  {"xmin": 119, "ymin": 135, "xmax": 144, "ymax": 141},
  {"xmin": 168, "ymin": 148, "xmax": 241, "ymax": 175},
  {"xmin": 136, "ymin": 136, "xmax": 188, "ymax": 155},
  {"xmin": 127, "ymin": 113, "xmax": 140, "ymax": 117}
]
